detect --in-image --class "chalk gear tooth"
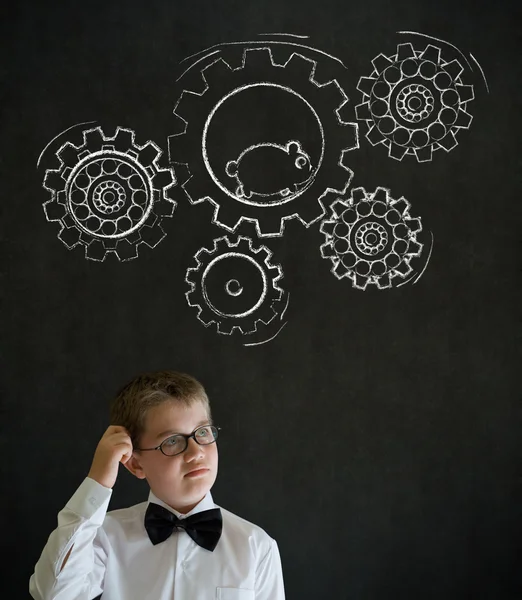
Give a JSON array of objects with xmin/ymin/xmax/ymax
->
[
  {"xmin": 185, "ymin": 235, "xmax": 284, "ymax": 334},
  {"xmin": 320, "ymin": 186, "xmax": 424, "ymax": 290},
  {"xmin": 42, "ymin": 126, "xmax": 177, "ymax": 262},
  {"xmin": 168, "ymin": 46, "xmax": 358, "ymax": 237}
]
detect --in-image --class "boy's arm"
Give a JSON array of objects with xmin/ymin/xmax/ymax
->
[
  {"xmin": 30, "ymin": 425, "xmax": 132, "ymax": 600},
  {"xmin": 29, "ymin": 477, "xmax": 112, "ymax": 600},
  {"xmin": 255, "ymin": 538, "xmax": 286, "ymax": 600}
]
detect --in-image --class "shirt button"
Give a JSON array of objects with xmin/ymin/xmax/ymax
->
[{"xmin": 88, "ymin": 497, "xmax": 98, "ymax": 507}]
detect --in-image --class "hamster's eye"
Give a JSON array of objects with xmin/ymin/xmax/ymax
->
[{"xmin": 295, "ymin": 156, "xmax": 307, "ymax": 169}]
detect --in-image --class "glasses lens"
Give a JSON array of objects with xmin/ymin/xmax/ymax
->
[
  {"xmin": 195, "ymin": 425, "xmax": 218, "ymax": 445},
  {"xmin": 161, "ymin": 434, "xmax": 186, "ymax": 456},
  {"xmin": 160, "ymin": 426, "xmax": 218, "ymax": 455}
]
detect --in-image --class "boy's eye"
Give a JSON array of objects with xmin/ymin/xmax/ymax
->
[
  {"xmin": 165, "ymin": 435, "xmax": 181, "ymax": 446},
  {"xmin": 196, "ymin": 427, "xmax": 209, "ymax": 438}
]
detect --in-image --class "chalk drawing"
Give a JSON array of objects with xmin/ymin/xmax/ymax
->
[
  {"xmin": 169, "ymin": 46, "xmax": 358, "ymax": 237},
  {"xmin": 42, "ymin": 126, "xmax": 177, "ymax": 261},
  {"xmin": 180, "ymin": 40, "xmax": 346, "ymax": 69},
  {"xmin": 356, "ymin": 42, "xmax": 474, "ymax": 161},
  {"xmin": 396, "ymin": 31, "xmax": 472, "ymax": 71},
  {"xmin": 244, "ymin": 320, "xmax": 288, "ymax": 346},
  {"xmin": 243, "ymin": 290, "xmax": 290, "ymax": 346},
  {"xmin": 37, "ymin": 120, "xmax": 97, "ymax": 168},
  {"xmin": 320, "ymin": 186, "xmax": 425, "ymax": 290},
  {"xmin": 469, "ymin": 53, "xmax": 489, "ymax": 93},
  {"xmin": 185, "ymin": 236, "xmax": 286, "ymax": 335},
  {"xmin": 412, "ymin": 230, "xmax": 433, "ymax": 284},
  {"xmin": 225, "ymin": 140, "xmax": 313, "ymax": 200},
  {"xmin": 258, "ymin": 33, "xmax": 310, "ymax": 39}
]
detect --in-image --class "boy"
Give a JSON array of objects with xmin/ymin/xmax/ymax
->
[{"xmin": 29, "ymin": 370, "xmax": 285, "ymax": 599}]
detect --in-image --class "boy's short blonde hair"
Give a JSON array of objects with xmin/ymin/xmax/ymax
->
[{"xmin": 109, "ymin": 370, "xmax": 212, "ymax": 449}]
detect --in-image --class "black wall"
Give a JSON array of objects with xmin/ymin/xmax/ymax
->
[{"xmin": 3, "ymin": 0, "xmax": 522, "ymax": 598}]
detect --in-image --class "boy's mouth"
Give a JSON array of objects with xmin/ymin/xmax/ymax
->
[{"xmin": 185, "ymin": 467, "xmax": 209, "ymax": 478}]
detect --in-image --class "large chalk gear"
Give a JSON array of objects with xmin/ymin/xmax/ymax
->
[{"xmin": 168, "ymin": 46, "xmax": 359, "ymax": 237}]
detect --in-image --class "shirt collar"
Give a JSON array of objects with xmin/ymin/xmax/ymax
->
[{"xmin": 147, "ymin": 489, "xmax": 216, "ymax": 519}]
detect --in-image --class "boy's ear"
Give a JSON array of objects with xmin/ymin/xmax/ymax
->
[{"xmin": 122, "ymin": 453, "xmax": 147, "ymax": 479}]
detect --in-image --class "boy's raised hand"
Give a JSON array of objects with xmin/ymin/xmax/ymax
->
[{"xmin": 87, "ymin": 425, "xmax": 134, "ymax": 489}]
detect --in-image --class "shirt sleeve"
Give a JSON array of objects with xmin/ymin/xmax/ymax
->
[
  {"xmin": 29, "ymin": 477, "xmax": 112, "ymax": 600},
  {"xmin": 254, "ymin": 537, "xmax": 286, "ymax": 600}
]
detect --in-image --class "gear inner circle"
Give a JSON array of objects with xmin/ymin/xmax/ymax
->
[
  {"xmin": 354, "ymin": 221, "xmax": 389, "ymax": 256},
  {"xmin": 201, "ymin": 252, "xmax": 268, "ymax": 318},
  {"xmin": 202, "ymin": 83, "xmax": 325, "ymax": 207},
  {"xmin": 65, "ymin": 151, "xmax": 154, "ymax": 239},
  {"xmin": 92, "ymin": 180, "xmax": 127, "ymax": 214},
  {"xmin": 396, "ymin": 83, "xmax": 434, "ymax": 123},
  {"xmin": 349, "ymin": 216, "xmax": 394, "ymax": 260},
  {"xmin": 225, "ymin": 279, "xmax": 243, "ymax": 296}
]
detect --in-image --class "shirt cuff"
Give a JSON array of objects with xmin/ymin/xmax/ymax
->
[{"xmin": 65, "ymin": 477, "xmax": 113, "ymax": 524}]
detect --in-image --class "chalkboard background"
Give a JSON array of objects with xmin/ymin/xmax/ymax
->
[{"xmin": 3, "ymin": 0, "xmax": 521, "ymax": 598}]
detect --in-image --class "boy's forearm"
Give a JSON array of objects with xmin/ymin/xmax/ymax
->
[{"xmin": 29, "ymin": 477, "xmax": 111, "ymax": 600}]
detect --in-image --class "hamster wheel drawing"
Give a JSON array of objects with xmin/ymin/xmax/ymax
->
[{"xmin": 168, "ymin": 46, "xmax": 359, "ymax": 237}]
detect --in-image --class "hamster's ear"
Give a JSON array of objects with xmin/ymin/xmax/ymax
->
[
  {"xmin": 240, "ymin": 185, "xmax": 253, "ymax": 199},
  {"xmin": 235, "ymin": 184, "xmax": 247, "ymax": 199},
  {"xmin": 287, "ymin": 141, "xmax": 300, "ymax": 156},
  {"xmin": 225, "ymin": 161, "xmax": 238, "ymax": 177}
]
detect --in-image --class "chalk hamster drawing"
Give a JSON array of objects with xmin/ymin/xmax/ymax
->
[{"xmin": 225, "ymin": 141, "xmax": 313, "ymax": 200}]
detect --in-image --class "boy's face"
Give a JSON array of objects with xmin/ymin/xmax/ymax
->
[{"xmin": 124, "ymin": 399, "xmax": 218, "ymax": 514}]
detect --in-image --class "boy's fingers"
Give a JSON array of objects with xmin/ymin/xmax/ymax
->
[
  {"xmin": 106, "ymin": 433, "xmax": 132, "ymax": 445},
  {"xmin": 106, "ymin": 425, "xmax": 130, "ymax": 435}
]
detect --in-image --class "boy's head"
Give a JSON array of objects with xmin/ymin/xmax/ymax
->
[{"xmin": 110, "ymin": 370, "xmax": 218, "ymax": 513}]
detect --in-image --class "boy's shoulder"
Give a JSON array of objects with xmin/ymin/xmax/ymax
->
[
  {"xmin": 219, "ymin": 504, "xmax": 273, "ymax": 540},
  {"xmin": 105, "ymin": 500, "xmax": 148, "ymax": 520},
  {"xmin": 103, "ymin": 500, "xmax": 149, "ymax": 535}
]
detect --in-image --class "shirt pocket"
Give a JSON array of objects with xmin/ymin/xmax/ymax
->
[{"xmin": 216, "ymin": 587, "xmax": 256, "ymax": 600}]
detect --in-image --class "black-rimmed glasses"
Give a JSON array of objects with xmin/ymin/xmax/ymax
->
[{"xmin": 135, "ymin": 425, "xmax": 220, "ymax": 457}]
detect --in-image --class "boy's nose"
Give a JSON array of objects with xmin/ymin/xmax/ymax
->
[{"xmin": 184, "ymin": 437, "xmax": 204, "ymax": 459}]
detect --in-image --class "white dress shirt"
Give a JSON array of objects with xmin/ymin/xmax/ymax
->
[{"xmin": 29, "ymin": 477, "xmax": 285, "ymax": 600}]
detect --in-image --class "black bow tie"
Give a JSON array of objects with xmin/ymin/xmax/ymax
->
[{"xmin": 144, "ymin": 502, "xmax": 222, "ymax": 552}]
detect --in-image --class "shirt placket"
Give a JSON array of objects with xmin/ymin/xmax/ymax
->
[{"xmin": 173, "ymin": 519, "xmax": 197, "ymax": 599}]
